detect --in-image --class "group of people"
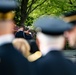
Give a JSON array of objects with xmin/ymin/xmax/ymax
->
[
  {"xmin": 1, "ymin": 0, "xmax": 76, "ymax": 75},
  {"xmin": 15, "ymin": 26, "xmax": 33, "ymax": 40}
]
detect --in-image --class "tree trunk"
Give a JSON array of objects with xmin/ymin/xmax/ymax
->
[
  {"xmin": 19, "ymin": 0, "xmax": 28, "ymax": 26},
  {"xmin": 19, "ymin": 14, "xmax": 28, "ymax": 26}
]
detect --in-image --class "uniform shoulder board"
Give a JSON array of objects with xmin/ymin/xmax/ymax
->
[{"xmin": 27, "ymin": 51, "xmax": 42, "ymax": 62}]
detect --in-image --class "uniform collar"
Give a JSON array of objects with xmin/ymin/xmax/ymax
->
[
  {"xmin": 0, "ymin": 34, "xmax": 14, "ymax": 46},
  {"xmin": 40, "ymin": 45, "xmax": 62, "ymax": 56}
]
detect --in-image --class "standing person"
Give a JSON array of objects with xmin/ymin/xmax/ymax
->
[
  {"xmin": 0, "ymin": 0, "xmax": 30, "ymax": 75},
  {"xmin": 62, "ymin": 10, "xmax": 76, "ymax": 49},
  {"xmin": 31, "ymin": 16, "xmax": 76, "ymax": 75}
]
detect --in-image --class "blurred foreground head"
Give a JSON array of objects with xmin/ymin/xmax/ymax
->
[
  {"xmin": 33, "ymin": 15, "xmax": 73, "ymax": 55},
  {"xmin": 0, "ymin": 0, "xmax": 18, "ymax": 35},
  {"xmin": 62, "ymin": 10, "xmax": 76, "ymax": 48},
  {"xmin": 12, "ymin": 38, "xmax": 30, "ymax": 58}
]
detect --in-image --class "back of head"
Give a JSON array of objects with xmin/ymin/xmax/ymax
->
[
  {"xmin": 12, "ymin": 38, "xmax": 30, "ymax": 57},
  {"xmin": 37, "ymin": 32, "xmax": 65, "ymax": 51},
  {"xmin": 33, "ymin": 15, "xmax": 73, "ymax": 51}
]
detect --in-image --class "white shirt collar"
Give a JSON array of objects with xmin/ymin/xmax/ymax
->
[
  {"xmin": 0, "ymin": 34, "xmax": 14, "ymax": 46},
  {"xmin": 40, "ymin": 45, "xmax": 61, "ymax": 56}
]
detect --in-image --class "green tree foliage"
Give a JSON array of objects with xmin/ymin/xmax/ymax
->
[
  {"xmin": 15, "ymin": 0, "xmax": 47, "ymax": 26},
  {"xmin": 15, "ymin": 0, "xmax": 76, "ymax": 26}
]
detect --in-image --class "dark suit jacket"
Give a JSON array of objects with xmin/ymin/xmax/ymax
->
[
  {"xmin": 0, "ymin": 43, "xmax": 30, "ymax": 75},
  {"xmin": 31, "ymin": 50, "xmax": 76, "ymax": 75},
  {"xmin": 15, "ymin": 31, "xmax": 25, "ymax": 38}
]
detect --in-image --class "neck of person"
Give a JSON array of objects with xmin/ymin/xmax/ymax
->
[
  {"xmin": 36, "ymin": 32, "xmax": 65, "ymax": 56},
  {"xmin": 0, "ymin": 33, "xmax": 14, "ymax": 46},
  {"xmin": 39, "ymin": 41, "xmax": 65, "ymax": 56}
]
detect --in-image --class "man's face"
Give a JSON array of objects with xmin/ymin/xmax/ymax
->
[{"xmin": 65, "ymin": 26, "xmax": 76, "ymax": 48}]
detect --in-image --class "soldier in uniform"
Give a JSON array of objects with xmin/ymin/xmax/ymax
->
[
  {"xmin": 31, "ymin": 16, "xmax": 76, "ymax": 75},
  {"xmin": 0, "ymin": 0, "xmax": 30, "ymax": 75}
]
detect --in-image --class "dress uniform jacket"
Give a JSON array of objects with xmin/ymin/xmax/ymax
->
[
  {"xmin": 32, "ymin": 50, "xmax": 76, "ymax": 75},
  {"xmin": 0, "ymin": 43, "xmax": 30, "ymax": 75}
]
